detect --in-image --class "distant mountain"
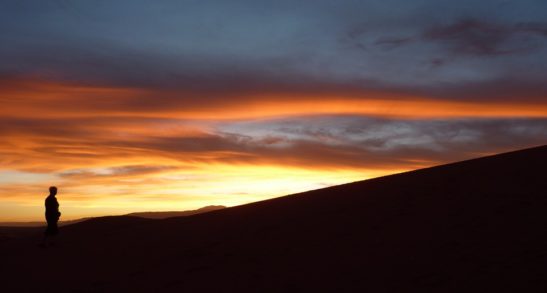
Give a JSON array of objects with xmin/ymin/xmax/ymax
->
[
  {"xmin": 2, "ymin": 145, "xmax": 546, "ymax": 292},
  {"xmin": 0, "ymin": 205, "xmax": 226, "ymax": 227},
  {"xmin": 126, "ymin": 205, "xmax": 226, "ymax": 219},
  {"xmin": 0, "ymin": 218, "xmax": 90, "ymax": 227}
]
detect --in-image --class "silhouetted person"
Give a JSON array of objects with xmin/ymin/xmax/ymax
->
[{"xmin": 41, "ymin": 186, "xmax": 61, "ymax": 247}]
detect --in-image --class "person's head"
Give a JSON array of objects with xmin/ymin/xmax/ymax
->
[{"xmin": 49, "ymin": 186, "xmax": 57, "ymax": 196}]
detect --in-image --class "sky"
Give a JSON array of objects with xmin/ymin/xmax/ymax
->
[{"xmin": 1, "ymin": 0, "xmax": 547, "ymax": 221}]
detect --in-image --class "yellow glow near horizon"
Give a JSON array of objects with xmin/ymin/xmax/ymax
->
[{"xmin": 0, "ymin": 164, "xmax": 405, "ymax": 221}]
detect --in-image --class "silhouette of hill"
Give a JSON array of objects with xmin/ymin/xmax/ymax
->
[
  {"xmin": 127, "ymin": 205, "xmax": 226, "ymax": 219},
  {"xmin": 1, "ymin": 145, "xmax": 546, "ymax": 292},
  {"xmin": 0, "ymin": 218, "xmax": 91, "ymax": 228},
  {"xmin": 0, "ymin": 205, "xmax": 226, "ymax": 227}
]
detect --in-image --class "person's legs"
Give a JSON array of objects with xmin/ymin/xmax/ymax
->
[
  {"xmin": 48, "ymin": 221, "xmax": 58, "ymax": 246},
  {"xmin": 40, "ymin": 219, "xmax": 57, "ymax": 247},
  {"xmin": 48, "ymin": 222, "xmax": 58, "ymax": 246},
  {"xmin": 40, "ymin": 227, "xmax": 49, "ymax": 247}
]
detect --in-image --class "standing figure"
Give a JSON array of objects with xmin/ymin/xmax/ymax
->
[{"xmin": 41, "ymin": 186, "xmax": 61, "ymax": 247}]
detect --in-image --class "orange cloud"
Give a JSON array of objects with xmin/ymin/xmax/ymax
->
[{"xmin": 2, "ymin": 78, "xmax": 546, "ymax": 120}]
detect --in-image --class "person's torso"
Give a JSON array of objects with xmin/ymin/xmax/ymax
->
[{"xmin": 45, "ymin": 195, "xmax": 59, "ymax": 214}]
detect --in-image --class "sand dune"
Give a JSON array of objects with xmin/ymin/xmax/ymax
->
[{"xmin": 1, "ymin": 145, "xmax": 546, "ymax": 292}]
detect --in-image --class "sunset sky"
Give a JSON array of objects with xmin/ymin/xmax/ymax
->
[{"xmin": 1, "ymin": 0, "xmax": 547, "ymax": 221}]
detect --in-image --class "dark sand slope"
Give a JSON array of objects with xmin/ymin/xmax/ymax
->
[{"xmin": 1, "ymin": 145, "xmax": 547, "ymax": 292}]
